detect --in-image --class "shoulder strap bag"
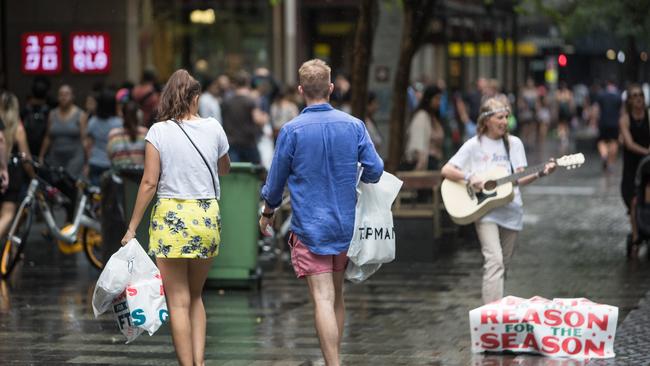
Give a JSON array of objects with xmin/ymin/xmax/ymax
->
[{"xmin": 171, "ymin": 118, "xmax": 218, "ymax": 198}]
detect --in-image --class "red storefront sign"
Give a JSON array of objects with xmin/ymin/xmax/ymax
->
[
  {"xmin": 70, "ymin": 32, "xmax": 111, "ymax": 73},
  {"xmin": 21, "ymin": 32, "xmax": 62, "ymax": 74}
]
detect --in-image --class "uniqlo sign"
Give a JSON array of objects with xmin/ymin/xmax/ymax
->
[
  {"xmin": 70, "ymin": 32, "xmax": 111, "ymax": 73},
  {"xmin": 21, "ymin": 32, "xmax": 62, "ymax": 74}
]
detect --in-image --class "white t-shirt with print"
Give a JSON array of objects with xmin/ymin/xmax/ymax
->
[
  {"xmin": 447, "ymin": 135, "xmax": 527, "ymax": 231},
  {"xmin": 146, "ymin": 118, "xmax": 229, "ymax": 199}
]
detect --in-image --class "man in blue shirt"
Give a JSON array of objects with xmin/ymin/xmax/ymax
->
[{"xmin": 259, "ymin": 59, "xmax": 383, "ymax": 365}]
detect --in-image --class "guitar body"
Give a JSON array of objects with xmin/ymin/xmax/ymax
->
[{"xmin": 441, "ymin": 166, "xmax": 515, "ymax": 225}]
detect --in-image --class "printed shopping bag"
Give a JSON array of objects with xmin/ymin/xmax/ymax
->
[
  {"xmin": 344, "ymin": 261, "xmax": 382, "ymax": 284},
  {"xmin": 92, "ymin": 239, "xmax": 168, "ymax": 343},
  {"xmin": 111, "ymin": 290, "xmax": 144, "ymax": 343},
  {"xmin": 469, "ymin": 296, "xmax": 618, "ymax": 359},
  {"xmin": 347, "ymin": 171, "xmax": 403, "ymax": 266},
  {"xmin": 345, "ymin": 171, "xmax": 402, "ymax": 282}
]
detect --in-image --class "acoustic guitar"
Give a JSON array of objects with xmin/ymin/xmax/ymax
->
[{"xmin": 441, "ymin": 153, "xmax": 585, "ymax": 225}]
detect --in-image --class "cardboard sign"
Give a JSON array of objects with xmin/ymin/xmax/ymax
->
[
  {"xmin": 21, "ymin": 32, "xmax": 62, "ymax": 74},
  {"xmin": 470, "ymin": 296, "xmax": 618, "ymax": 359}
]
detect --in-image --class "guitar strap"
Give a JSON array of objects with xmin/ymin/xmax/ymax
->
[{"xmin": 502, "ymin": 135, "xmax": 515, "ymax": 174}]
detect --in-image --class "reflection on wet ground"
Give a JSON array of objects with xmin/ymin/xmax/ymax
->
[{"xmin": 1, "ymin": 150, "xmax": 649, "ymax": 365}]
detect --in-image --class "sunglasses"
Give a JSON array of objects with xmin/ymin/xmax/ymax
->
[{"xmin": 631, "ymin": 92, "xmax": 644, "ymax": 98}]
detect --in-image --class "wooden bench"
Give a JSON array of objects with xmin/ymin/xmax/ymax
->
[{"xmin": 392, "ymin": 170, "xmax": 449, "ymax": 239}]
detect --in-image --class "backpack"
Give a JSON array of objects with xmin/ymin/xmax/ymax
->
[{"xmin": 22, "ymin": 103, "xmax": 50, "ymax": 155}]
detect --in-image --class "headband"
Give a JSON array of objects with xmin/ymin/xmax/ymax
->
[{"xmin": 478, "ymin": 107, "xmax": 509, "ymax": 122}]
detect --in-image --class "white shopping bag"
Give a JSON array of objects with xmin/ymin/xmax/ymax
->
[
  {"xmin": 126, "ymin": 271, "xmax": 169, "ymax": 337},
  {"xmin": 346, "ymin": 171, "xmax": 402, "ymax": 267},
  {"xmin": 111, "ymin": 290, "xmax": 144, "ymax": 343},
  {"xmin": 92, "ymin": 239, "xmax": 168, "ymax": 343},
  {"xmin": 344, "ymin": 261, "xmax": 382, "ymax": 284},
  {"xmin": 469, "ymin": 296, "xmax": 618, "ymax": 359}
]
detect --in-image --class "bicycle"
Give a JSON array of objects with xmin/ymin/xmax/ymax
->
[{"xmin": 0, "ymin": 156, "xmax": 104, "ymax": 278}]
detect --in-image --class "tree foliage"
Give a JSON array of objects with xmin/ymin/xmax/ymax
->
[{"xmin": 528, "ymin": 0, "xmax": 650, "ymax": 47}]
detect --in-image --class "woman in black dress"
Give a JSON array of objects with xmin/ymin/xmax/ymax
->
[{"xmin": 619, "ymin": 84, "xmax": 649, "ymax": 258}]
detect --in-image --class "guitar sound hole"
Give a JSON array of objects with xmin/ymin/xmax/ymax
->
[{"xmin": 484, "ymin": 181, "xmax": 497, "ymax": 191}]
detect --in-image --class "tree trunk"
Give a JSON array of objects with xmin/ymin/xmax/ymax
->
[
  {"xmin": 350, "ymin": 0, "xmax": 376, "ymax": 120},
  {"xmin": 386, "ymin": 0, "xmax": 437, "ymax": 172}
]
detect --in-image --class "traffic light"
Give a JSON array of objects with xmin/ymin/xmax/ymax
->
[{"xmin": 558, "ymin": 54, "xmax": 568, "ymax": 67}]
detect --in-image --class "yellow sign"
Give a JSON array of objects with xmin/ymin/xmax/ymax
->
[
  {"xmin": 448, "ymin": 40, "xmax": 537, "ymax": 57},
  {"xmin": 314, "ymin": 43, "xmax": 331, "ymax": 59},
  {"xmin": 479, "ymin": 43, "xmax": 493, "ymax": 56},
  {"xmin": 545, "ymin": 69, "xmax": 557, "ymax": 84},
  {"xmin": 495, "ymin": 38, "xmax": 505, "ymax": 55},
  {"xmin": 506, "ymin": 39, "xmax": 514, "ymax": 56},
  {"xmin": 448, "ymin": 43, "xmax": 462, "ymax": 57},
  {"xmin": 517, "ymin": 42, "xmax": 537, "ymax": 57},
  {"xmin": 317, "ymin": 23, "xmax": 353, "ymax": 36},
  {"xmin": 463, "ymin": 43, "xmax": 476, "ymax": 57}
]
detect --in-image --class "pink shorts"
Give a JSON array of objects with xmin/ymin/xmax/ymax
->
[{"xmin": 288, "ymin": 233, "xmax": 348, "ymax": 278}]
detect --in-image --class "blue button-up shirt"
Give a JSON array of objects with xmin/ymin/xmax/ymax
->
[{"xmin": 261, "ymin": 103, "xmax": 384, "ymax": 255}]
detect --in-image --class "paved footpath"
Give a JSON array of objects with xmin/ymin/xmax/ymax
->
[{"xmin": 1, "ymin": 147, "xmax": 650, "ymax": 365}]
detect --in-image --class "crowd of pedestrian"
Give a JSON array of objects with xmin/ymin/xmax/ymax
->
[{"xmin": 2, "ymin": 59, "xmax": 650, "ymax": 365}]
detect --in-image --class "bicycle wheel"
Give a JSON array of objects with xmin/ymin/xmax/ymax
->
[
  {"xmin": 83, "ymin": 226, "xmax": 104, "ymax": 270},
  {"xmin": 0, "ymin": 207, "xmax": 33, "ymax": 277}
]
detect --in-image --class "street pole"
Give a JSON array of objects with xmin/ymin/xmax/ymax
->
[{"xmin": 284, "ymin": 0, "xmax": 296, "ymax": 86}]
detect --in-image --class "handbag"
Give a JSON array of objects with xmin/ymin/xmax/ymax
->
[{"xmin": 171, "ymin": 118, "xmax": 218, "ymax": 198}]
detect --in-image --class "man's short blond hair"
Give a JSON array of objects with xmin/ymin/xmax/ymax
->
[{"xmin": 299, "ymin": 59, "xmax": 331, "ymax": 100}]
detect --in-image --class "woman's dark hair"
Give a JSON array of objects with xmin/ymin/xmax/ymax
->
[
  {"xmin": 95, "ymin": 88, "xmax": 117, "ymax": 119},
  {"xmin": 122, "ymin": 100, "xmax": 140, "ymax": 142},
  {"xmin": 367, "ymin": 91, "xmax": 377, "ymax": 104},
  {"xmin": 201, "ymin": 77, "xmax": 215, "ymax": 93},
  {"xmin": 31, "ymin": 76, "xmax": 50, "ymax": 99},
  {"xmin": 156, "ymin": 69, "xmax": 202, "ymax": 121},
  {"xmin": 416, "ymin": 85, "xmax": 441, "ymax": 116}
]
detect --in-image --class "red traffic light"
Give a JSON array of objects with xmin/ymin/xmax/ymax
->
[{"xmin": 558, "ymin": 54, "xmax": 568, "ymax": 67}]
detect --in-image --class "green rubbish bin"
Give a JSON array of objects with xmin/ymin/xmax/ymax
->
[
  {"xmin": 208, "ymin": 162, "xmax": 263, "ymax": 286},
  {"xmin": 118, "ymin": 166, "xmax": 154, "ymax": 253}
]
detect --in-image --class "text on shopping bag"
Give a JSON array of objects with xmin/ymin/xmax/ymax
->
[
  {"xmin": 356, "ymin": 226, "xmax": 395, "ymax": 240},
  {"xmin": 469, "ymin": 296, "xmax": 618, "ymax": 359}
]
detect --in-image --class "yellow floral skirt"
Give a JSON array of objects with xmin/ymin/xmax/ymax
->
[{"xmin": 148, "ymin": 198, "xmax": 221, "ymax": 259}]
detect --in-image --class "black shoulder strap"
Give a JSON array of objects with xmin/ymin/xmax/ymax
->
[{"xmin": 171, "ymin": 119, "xmax": 218, "ymax": 198}]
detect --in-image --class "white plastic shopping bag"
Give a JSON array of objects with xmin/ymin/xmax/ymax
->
[
  {"xmin": 126, "ymin": 271, "xmax": 169, "ymax": 337},
  {"xmin": 347, "ymin": 171, "xmax": 403, "ymax": 266},
  {"xmin": 92, "ymin": 239, "xmax": 139, "ymax": 317},
  {"xmin": 111, "ymin": 290, "xmax": 144, "ymax": 343},
  {"xmin": 344, "ymin": 261, "xmax": 382, "ymax": 284},
  {"xmin": 345, "ymin": 171, "xmax": 402, "ymax": 282},
  {"xmin": 469, "ymin": 296, "xmax": 618, "ymax": 359},
  {"xmin": 92, "ymin": 239, "xmax": 168, "ymax": 343}
]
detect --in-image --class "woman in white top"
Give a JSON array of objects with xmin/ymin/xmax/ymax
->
[
  {"xmin": 404, "ymin": 85, "xmax": 444, "ymax": 170},
  {"xmin": 121, "ymin": 69, "xmax": 230, "ymax": 365},
  {"xmin": 441, "ymin": 96, "xmax": 556, "ymax": 304}
]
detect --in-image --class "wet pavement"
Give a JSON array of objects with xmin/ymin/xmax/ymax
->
[{"xmin": 2, "ymin": 145, "xmax": 650, "ymax": 365}]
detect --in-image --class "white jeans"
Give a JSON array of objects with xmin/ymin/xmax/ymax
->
[{"xmin": 475, "ymin": 221, "xmax": 519, "ymax": 304}]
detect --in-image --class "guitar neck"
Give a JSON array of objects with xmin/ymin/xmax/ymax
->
[{"xmin": 494, "ymin": 163, "xmax": 546, "ymax": 186}]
